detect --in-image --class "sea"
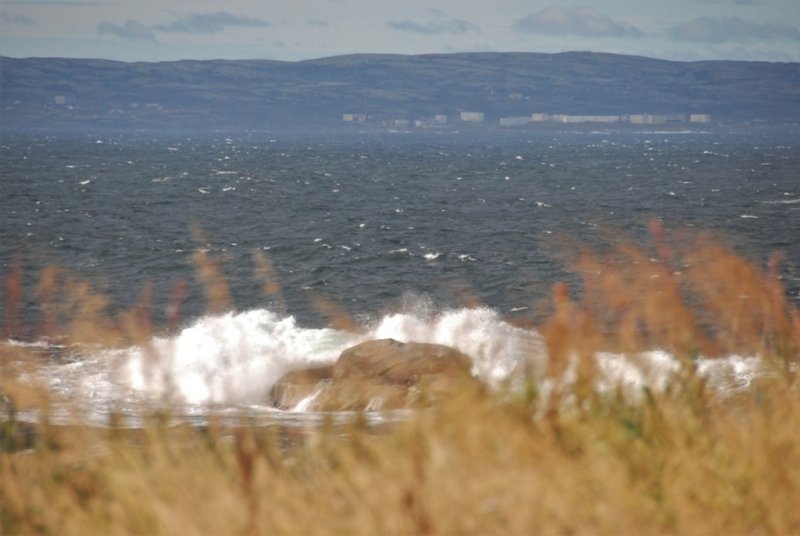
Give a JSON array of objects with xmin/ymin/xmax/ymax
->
[{"xmin": 2, "ymin": 127, "xmax": 799, "ymax": 426}]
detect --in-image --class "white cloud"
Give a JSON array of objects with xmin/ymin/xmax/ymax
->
[
  {"xmin": 97, "ymin": 19, "xmax": 156, "ymax": 41},
  {"xmin": 514, "ymin": 6, "xmax": 643, "ymax": 38},
  {"xmin": 2, "ymin": 12, "xmax": 35, "ymax": 25},
  {"xmin": 155, "ymin": 12, "xmax": 270, "ymax": 35},
  {"xmin": 387, "ymin": 15, "xmax": 479, "ymax": 36},
  {"xmin": 307, "ymin": 18, "xmax": 328, "ymax": 29},
  {"xmin": 94, "ymin": 11, "xmax": 271, "ymax": 43}
]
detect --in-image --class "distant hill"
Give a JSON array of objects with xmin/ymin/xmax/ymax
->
[{"xmin": 2, "ymin": 52, "xmax": 799, "ymax": 131}]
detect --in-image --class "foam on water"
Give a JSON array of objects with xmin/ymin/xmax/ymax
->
[
  {"xmin": 5, "ymin": 306, "xmax": 765, "ymax": 421},
  {"xmin": 119, "ymin": 305, "xmax": 762, "ymax": 408},
  {"xmin": 119, "ymin": 306, "xmax": 546, "ymax": 405},
  {"xmin": 366, "ymin": 306, "xmax": 546, "ymax": 386},
  {"xmin": 595, "ymin": 350, "xmax": 682, "ymax": 395},
  {"xmin": 123, "ymin": 309, "xmax": 353, "ymax": 405}
]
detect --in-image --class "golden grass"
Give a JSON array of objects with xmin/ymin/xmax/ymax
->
[{"xmin": 2, "ymin": 223, "xmax": 799, "ymax": 535}]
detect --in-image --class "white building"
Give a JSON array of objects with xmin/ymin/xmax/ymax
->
[
  {"xmin": 460, "ymin": 111, "xmax": 485, "ymax": 123},
  {"xmin": 690, "ymin": 114, "xmax": 712, "ymax": 123},
  {"xmin": 629, "ymin": 114, "xmax": 666, "ymax": 124},
  {"xmin": 552, "ymin": 114, "xmax": 620, "ymax": 123}
]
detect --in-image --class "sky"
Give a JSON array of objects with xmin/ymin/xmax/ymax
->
[{"xmin": 1, "ymin": 0, "xmax": 800, "ymax": 63}]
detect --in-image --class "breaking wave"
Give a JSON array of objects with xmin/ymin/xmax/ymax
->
[
  {"xmin": 119, "ymin": 305, "xmax": 761, "ymax": 407},
  {"xmin": 6, "ymin": 304, "xmax": 764, "ymax": 424}
]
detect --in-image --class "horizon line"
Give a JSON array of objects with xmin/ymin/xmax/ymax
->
[{"xmin": 2, "ymin": 49, "xmax": 797, "ymax": 65}]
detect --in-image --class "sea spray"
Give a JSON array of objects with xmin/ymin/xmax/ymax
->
[
  {"xmin": 120, "ymin": 306, "xmax": 548, "ymax": 404},
  {"xmin": 123, "ymin": 309, "xmax": 353, "ymax": 405},
  {"xmin": 119, "ymin": 306, "xmax": 763, "ymax": 407},
  {"xmin": 367, "ymin": 306, "xmax": 548, "ymax": 387},
  {"xmin": 2, "ymin": 308, "xmax": 765, "ymax": 419}
]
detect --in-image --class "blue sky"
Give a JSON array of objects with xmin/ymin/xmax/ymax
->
[{"xmin": 2, "ymin": 0, "xmax": 799, "ymax": 62}]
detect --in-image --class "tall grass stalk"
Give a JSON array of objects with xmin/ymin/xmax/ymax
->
[{"xmin": 1, "ymin": 225, "xmax": 798, "ymax": 534}]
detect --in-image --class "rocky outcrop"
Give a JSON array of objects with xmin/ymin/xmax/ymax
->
[
  {"xmin": 269, "ymin": 339, "xmax": 478, "ymax": 411},
  {"xmin": 268, "ymin": 365, "xmax": 334, "ymax": 410}
]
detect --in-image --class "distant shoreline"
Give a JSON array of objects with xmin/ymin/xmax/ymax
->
[{"xmin": 3, "ymin": 52, "xmax": 798, "ymax": 131}]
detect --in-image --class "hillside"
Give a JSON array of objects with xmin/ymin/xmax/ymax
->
[{"xmin": 2, "ymin": 52, "xmax": 799, "ymax": 130}]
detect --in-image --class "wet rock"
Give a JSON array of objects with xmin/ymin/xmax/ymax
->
[
  {"xmin": 269, "ymin": 339, "xmax": 478, "ymax": 411},
  {"xmin": 268, "ymin": 365, "xmax": 333, "ymax": 409},
  {"xmin": 333, "ymin": 338, "xmax": 472, "ymax": 382}
]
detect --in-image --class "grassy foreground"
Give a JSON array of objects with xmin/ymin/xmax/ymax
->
[{"xmin": 2, "ymin": 223, "xmax": 800, "ymax": 535}]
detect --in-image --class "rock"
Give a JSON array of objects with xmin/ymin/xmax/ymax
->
[
  {"xmin": 332, "ymin": 338, "xmax": 473, "ymax": 384},
  {"xmin": 268, "ymin": 365, "xmax": 333, "ymax": 409},
  {"xmin": 269, "ymin": 339, "xmax": 479, "ymax": 411}
]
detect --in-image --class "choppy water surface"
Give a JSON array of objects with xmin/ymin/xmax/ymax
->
[{"xmin": 2, "ymin": 128, "xmax": 799, "ymax": 424}]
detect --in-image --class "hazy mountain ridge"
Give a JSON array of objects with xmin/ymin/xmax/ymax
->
[{"xmin": 2, "ymin": 52, "xmax": 799, "ymax": 130}]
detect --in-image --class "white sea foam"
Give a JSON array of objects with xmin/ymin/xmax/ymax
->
[
  {"xmin": 118, "ymin": 306, "xmax": 764, "ymax": 407},
  {"xmin": 763, "ymin": 198, "xmax": 800, "ymax": 205},
  {"xmin": 366, "ymin": 306, "xmax": 547, "ymax": 386},
  {"xmin": 5, "ymin": 338, "xmax": 66, "ymax": 350},
  {"xmin": 11, "ymin": 306, "xmax": 764, "ymax": 414},
  {"xmin": 122, "ymin": 310, "xmax": 354, "ymax": 405},
  {"xmin": 594, "ymin": 350, "xmax": 682, "ymax": 397},
  {"xmin": 116, "ymin": 307, "xmax": 547, "ymax": 405}
]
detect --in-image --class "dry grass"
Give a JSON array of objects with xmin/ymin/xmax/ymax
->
[{"xmin": 2, "ymin": 223, "xmax": 800, "ymax": 535}]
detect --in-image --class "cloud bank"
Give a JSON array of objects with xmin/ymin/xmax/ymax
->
[
  {"xmin": 2, "ymin": 12, "xmax": 35, "ymax": 26},
  {"xmin": 155, "ymin": 12, "xmax": 270, "ymax": 34},
  {"xmin": 387, "ymin": 16, "xmax": 479, "ymax": 36},
  {"xmin": 97, "ymin": 11, "xmax": 271, "ymax": 42},
  {"xmin": 514, "ymin": 6, "xmax": 642, "ymax": 38},
  {"xmin": 668, "ymin": 16, "xmax": 800, "ymax": 43},
  {"xmin": 97, "ymin": 19, "xmax": 155, "ymax": 41}
]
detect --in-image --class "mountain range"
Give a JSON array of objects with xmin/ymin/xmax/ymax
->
[{"xmin": 2, "ymin": 51, "xmax": 799, "ymax": 131}]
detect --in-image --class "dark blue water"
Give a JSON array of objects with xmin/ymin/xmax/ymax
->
[{"xmin": 3, "ymin": 128, "xmax": 799, "ymax": 331}]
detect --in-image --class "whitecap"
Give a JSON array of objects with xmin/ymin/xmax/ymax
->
[
  {"xmin": 122, "ymin": 309, "xmax": 355, "ymax": 405},
  {"xmin": 763, "ymin": 198, "xmax": 800, "ymax": 205},
  {"xmin": 368, "ymin": 306, "xmax": 546, "ymax": 387}
]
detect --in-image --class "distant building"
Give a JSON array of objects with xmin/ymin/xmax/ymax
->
[
  {"xmin": 434, "ymin": 114, "xmax": 448, "ymax": 124},
  {"xmin": 552, "ymin": 114, "xmax": 620, "ymax": 123},
  {"xmin": 499, "ymin": 116, "xmax": 532, "ymax": 127},
  {"xmin": 629, "ymin": 114, "xmax": 666, "ymax": 124},
  {"xmin": 690, "ymin": 114, "xmax": 712, "ymax": 123},
  {"xmin": 531, "ymin": 113, "xmax": 550, "ymax": 122},
  {"xmin": 460, "ymin": 111, "xmax": 485, "ymax": 123},
  {"xmin": 392, "ymin": 119, "xmax": 410, "ymax": 129},
  {"xmin": 342, "ymin": 113, "xmax": 367, "ymax": 122}
]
